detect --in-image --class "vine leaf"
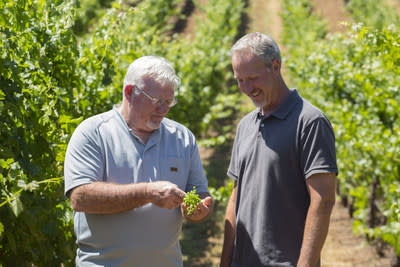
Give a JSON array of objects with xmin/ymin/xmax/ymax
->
[{"xmin": 10, "ymin": 195, "xmax": 23, "ymax": 217}]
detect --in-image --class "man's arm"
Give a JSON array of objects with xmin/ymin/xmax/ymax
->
[
  {"xmin": 69, "ymin": 180, "xmax": 186, "ymax": 214},
  {"xmin": 297, "ymin": 173, "xmax": 336, "ymax": 267},
  {"xmin": 220, "ymin": 181, "xmax": 237, "ymax": 267},
  {"xmin": 182, "ymin": 192, "xmax": 213, "ymax": 223}
]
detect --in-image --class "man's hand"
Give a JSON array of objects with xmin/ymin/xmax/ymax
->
[
  {"xmin": 147, "ymin": 181, "xmax": 186, "ymax": 209},
  {"xmin": 182, "ymin": 194, "xmax": 213, "ymax": 222}
]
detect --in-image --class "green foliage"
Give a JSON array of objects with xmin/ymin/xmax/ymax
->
[
  {"xmin": 281, "ymin": 0, "xmax": 327, "ymax": 62},
  {"xmin": 0, "ymin": 0, "xmax": 245, "ymax": 264},
  {"xmin": 184, "ymin": 186, "xmax": 202, "ymax": 216},
  {"xmin": 73, "ymin": 0, "xmax": 116, "ymax": 35},
  {"xmin": 308, "ymin": 25, "xmax": 400, "ymax": 255},
  {"xmin": 209, "ymin": 180, "xmax": 234, "ymax": 204},
  {"xmin": 75, "ymin": 0, "xmax": 184, "ymax": 117},
  {"xmin": 282, "ymin": 0, "xmax": 400, "ymax": 255},
  {"xmin": 166, "ymin": 0, "xmax": 245, "ymax": 137},
  {"xmin": 346, "ymin": 0, "xmax": 400, "ymax": 29},
  {"xmin": 76, "ymin": 0, "xmax": 245, "ymax": 136},
  {"xmin": 1, "ymin": 0, "xmax": 80, "ymax": 264}
]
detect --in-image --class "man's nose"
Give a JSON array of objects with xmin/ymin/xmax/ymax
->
[{"xmin": 156, "ymin": 102, "xmax": 170, "ymax": 114}]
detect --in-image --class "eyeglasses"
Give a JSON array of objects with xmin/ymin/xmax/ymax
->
[{"xmin": 134, "ymin": 85, "xmax": 178, "ymax": 108}]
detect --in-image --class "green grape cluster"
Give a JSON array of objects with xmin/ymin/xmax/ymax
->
[{"xmin": 184, "ymin": 187, "xmax": 202, "ymax": 216}]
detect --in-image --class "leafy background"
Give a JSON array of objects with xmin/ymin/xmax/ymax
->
[{"xmin": 1, "ymin": 0, "xmax": 399, "ymax": 265}]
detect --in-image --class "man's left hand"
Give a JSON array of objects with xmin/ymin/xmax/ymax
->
[{"xmin": 182, "ymin": 196, "xmax": 213, "ymax": 222}]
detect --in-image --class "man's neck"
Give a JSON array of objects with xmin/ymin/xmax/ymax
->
[
  {"xmin": 261, "ymin": 86, "xmax": 290, "ymax": 116},
  {"xmin": 131, "ymin": 127, "xmax": 152, "ymax": 145},
  {"xmin": 119, "ymin": 104, "xmax": 153, "ymax": 144}
]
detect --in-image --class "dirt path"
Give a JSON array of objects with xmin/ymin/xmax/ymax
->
[
  {"xmin": 386, "ymin": 0, "xmax": 400, "ymax": 15},
  {"xmin": 248, "ymin": 0, "xmax": 283, "ymax": 42},
  {"xmin": 322, "ymin": 202, "xmax": 392, "ymax": 266},
  {"xmin": 247, "ymin": 0, "xmax": 290, "ymax": 79},
  {"xmin": 311, "ymin": 0, "xmax": 351, "ymax": 32},
  {"xmin": 181, "ymin": 0, "xmax": 207, "ymax": 40}
]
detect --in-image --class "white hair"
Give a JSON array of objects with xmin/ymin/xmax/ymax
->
[
  {"xmin": 231, "ymin": 32, "xmax": 281, "ymax": 68},
  {"xmin": 123, "ymin": 56, "xmax": 180, "ymax": 93}
]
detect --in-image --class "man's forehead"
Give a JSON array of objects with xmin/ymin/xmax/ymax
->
[
  {"xmin": 233, "ymin": 55, "xmax": 265, "ymax": 79},
  {"xmin": 142, "ymin": 77, "xmax": 174, "ymax": 96},
  {"xmin": 233, "ymin": 50, "xmax": 264, "ymax": 64}
]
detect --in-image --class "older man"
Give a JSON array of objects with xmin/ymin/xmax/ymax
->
[
  {"xmin": 220, "ymin": 32, "xmax": 338, "ymax": 267},
  {"xmin": 64, "ymin": 56, "xmax": 212, "ymax": 266}
]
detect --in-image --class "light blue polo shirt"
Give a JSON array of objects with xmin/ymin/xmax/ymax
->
[{"xmin": 64, "ymin": 106, "xmax": 209, "ymax": 267}]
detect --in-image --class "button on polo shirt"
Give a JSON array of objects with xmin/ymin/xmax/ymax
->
[{"xmin": 228, "ymin": 89, "xmax": 337, "ymax": 267}]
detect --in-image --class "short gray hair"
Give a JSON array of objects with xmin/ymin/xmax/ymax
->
[
  {"xmin": 123, "ymin": 56, "xmax": 180, "ymax": 91},
  {"xmin": 231, "ymin": 32, "xmax": 281, "ymax": 68}
]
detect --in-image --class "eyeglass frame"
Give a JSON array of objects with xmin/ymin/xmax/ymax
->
[{"xmin": 134, "ymin": 85, "xmax": 178, "ymax": 108}]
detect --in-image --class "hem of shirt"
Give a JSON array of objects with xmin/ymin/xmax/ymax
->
[{"xmin": 305, "ymin": 168, "xmax": 338, "ymax": 179}]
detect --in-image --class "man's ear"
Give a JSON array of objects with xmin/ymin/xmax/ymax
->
[
  {"xmin": 124, "ymin": 84, "xmax": 134, "ymax": 99},
  {"xmin": 272, "ymin": 58, "xmax": 281, "ymax": 72}
]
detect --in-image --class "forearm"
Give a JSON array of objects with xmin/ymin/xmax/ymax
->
[
  {"xmin": 69, "ymin": 182, "xmax": 151, "ymax": 214},
  {"xmin": 220, "ymin": 186, "xmax": 237, "ymax": 267},
  {"xmin": 297, "ymin": 199, "xmax": 334, "ymax": 267}
]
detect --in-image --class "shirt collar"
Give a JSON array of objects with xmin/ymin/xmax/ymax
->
[
  {"xmin": 255, "ymin": 89, "xmax": 300, "ymax": 121},
  {"xmin": 272, "ymin": 89, "xmax": 300, "ymax": 119}
]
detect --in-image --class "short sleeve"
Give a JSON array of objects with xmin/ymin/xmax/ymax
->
[
  {"xmin": 227, "ymin": 124, "xmax": 240, "ymax": 180},
  {"xmin": 64, "ymin": 120, "xmax": 105, "ymax": 196},
  {"xmin": 300, "ymin": 117, "xmax": 338, "ymax": 179}
]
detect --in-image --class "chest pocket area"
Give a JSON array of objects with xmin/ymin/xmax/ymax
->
[{"xmin": 158, "ymin": 158, "xmax": 186, "ymax": 190}]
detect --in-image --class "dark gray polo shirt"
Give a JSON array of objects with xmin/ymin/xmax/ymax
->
[{"xmin": 228, "ymin": 89, "xmax": 337, "ymax": 267}]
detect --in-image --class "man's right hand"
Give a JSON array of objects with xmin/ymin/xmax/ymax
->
[{"xmin": 147, "ymin": 181, "xmax": 186, "ymax": 209}]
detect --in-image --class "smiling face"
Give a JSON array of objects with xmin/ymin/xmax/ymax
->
[{"xmin": 232, "ymin": 51, "xmax": 280, "ymax": 112}]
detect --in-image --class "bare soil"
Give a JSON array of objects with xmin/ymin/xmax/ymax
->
[
  {"xmin": 385, "ymin": 0, "xmax": 400, "ymax": 15},
  {"xmin": 248, "ymin": 0, "xmax": 283, "ymax": 42},
  {"xmin": 181, "ymin": 0, "xmax": 207, "ymax": 40},
  {"xmin": 321, "ymin": 201, "xmax": 392, "ymax": 267},
  {"xmin": 311, "ymin": 0, "xmax": 351, "ymax": 32}
]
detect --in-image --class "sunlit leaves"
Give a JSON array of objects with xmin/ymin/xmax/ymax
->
[
  {"xmin": 1, "ymin": 0, "xmax": 80, "ymax": 264},
  {"xmin": 1, "ymin": 0, "xmax": 246, "ymax": 264},
  {"xmin": 346, "ymin": 0, "xmax": 400, "ymax": 29},
  {"xmin": 281, "ymin": 1, "xmax": 400, "ymax": 255}
]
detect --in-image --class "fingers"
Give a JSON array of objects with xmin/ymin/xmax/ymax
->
[
  {"xmin": 174, "ymin": 187, "xmax": 186, "ymax": 201},
  {"xmin": 171, "ymin": 190, "xmax": 185, "ymax": 208},
  {"xmin": 183, "ymin": 200, "xmax": 210, "ymax": 219},
  {"xmin": 149, "ymin": 181, "xmax": 186, "ymax": 209},
  {"xmin": 170, "ymin": 186, "xmax": 186, "ymax": 207},
  {"xmin": 202, "ymin": 196, "xmax": 213, "ymax": 207}
]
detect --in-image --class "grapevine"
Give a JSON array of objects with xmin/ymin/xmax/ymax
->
[
  {"xmin": 0, "ymin": 0, "xmax": 245, "ymax": 263},
  {"xmin": 184, "ymin": 187, "xmax": 202, "ymax": 216},
  {"xmin": 282, "ymin": 0, "xmax": 400, "ymax": 257}
]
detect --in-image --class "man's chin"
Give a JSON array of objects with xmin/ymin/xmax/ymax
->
[
  {"xmin": 146, "ymin": 120, "xmax": 162, "ymax": 130},
  {"xmin": 251, "ymin": 99, "xmax": 268, "ymax": 109}
]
